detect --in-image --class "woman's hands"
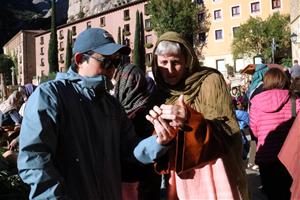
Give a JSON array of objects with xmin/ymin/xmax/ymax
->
[{"xmin": 146, "ymin": 95, "xmax": 188, "ymax": 145}]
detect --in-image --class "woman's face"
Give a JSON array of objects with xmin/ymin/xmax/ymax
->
[{"xmin": 157, "ymin": 54, "xmax": 186, "ymax": 86}]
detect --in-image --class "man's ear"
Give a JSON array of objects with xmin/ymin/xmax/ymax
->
[{"xmin": 74, "ymin": 53, "xmax": 84, "ymax": 65}]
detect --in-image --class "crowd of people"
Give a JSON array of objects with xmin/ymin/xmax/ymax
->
[{"xmin": 0, "ymin": 27, "xmax": 299, "ymax": 199}]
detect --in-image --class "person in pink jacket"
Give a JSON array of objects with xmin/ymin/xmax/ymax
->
[{"xmin": 250, "ymin": 68, "xmax": 300, "ymax": 200}]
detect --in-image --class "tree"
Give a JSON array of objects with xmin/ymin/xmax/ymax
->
[
  {"xmin": 134, "ymin": 10, "xmax": 141, "ymax": 69},
  {"xmin": 48, "ymin": 0, "xmax": 59, "ymax": 73},
  {"xmin": 117, "ymin": 27, "xmax": 121, "ymax": 44},
  {"xmin": 8, "ymin": 52, "xmax": 18, "ymax": 85},
  {"xmin": 0, "ymin": 54, "xmax": 13, "ymax": 98},
  {"xmin": 232, "ymin": 13, "xmax": 291, "ymax": 63},
  {"xmin": 64, "ymin": 29, "xmax": 72, "ymax": 72},
  {"xmin": 0, "ymin": 54, "xmax": 13, "ymax": 85},
  {"xmin": 147, "ymin": 0, "xmax": 202, "ymax": 45},
  {"xmin": 139, "ymin": 12, "xmax": 146, "ymax": 72}
]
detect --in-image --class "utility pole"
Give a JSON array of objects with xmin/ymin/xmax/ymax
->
[{"xmin": 271, "ymin": 38, "xmax": 276, "ymax": 63}]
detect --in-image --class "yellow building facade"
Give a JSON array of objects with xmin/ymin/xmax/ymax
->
[
  {"xmin": 201, "ymin": 0, "xmax": 289, "ymax": 73},
  {"xmin": 290, "ymin": 0, "xmax": 300, "ymax": 60}
]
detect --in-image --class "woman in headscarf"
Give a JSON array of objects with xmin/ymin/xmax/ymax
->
[
  {"xmin": 134, "ymin": 32, "xmax": 249, "ymax": 199},
  {"xmin": 113, "ymin": 63, "xmax": 161, "ymax": 200}
]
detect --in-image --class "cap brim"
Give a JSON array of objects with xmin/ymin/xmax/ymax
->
[{"xmin": 92, "ymin": 43, "xmax": 131, "ymax": 56}]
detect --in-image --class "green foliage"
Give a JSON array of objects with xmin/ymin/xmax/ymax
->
[
  {"xmin": 40, "ymin": 72, "xmax": 57, "ymax": 83},
  {"xmin": 145, "ymin": 43, "xmax": 153, "ymax": 49},
  {"xmin": 0, "ymin": 171, "xmax": 29, "ymax": 199},
  {"xmin": 140, "ymin": 12, "xmax": 146, "ymax": 72},
  {"xmin": 281, "ymin": 57, "xmax": 292, "ymax": 68},
  {"xmin": 123, "ymin": 30, "xmax": 130, "ymax": 36},
  {"xmin": 0, "ymin": 154, "xmax": 29, "ymax": 199},
  {"xmin": 124, "ymin": 16, "xmax": 130, "ymax": 21},
  {"xmin": 64, "ymin": 30, "xmax": 72, "ymax": 71},
  {"xmin": 48, "ymin": 0, "xmax": 59, "ymax": 73},
  {"xmin": 0, "ymin": 54, "xmax": 13, "ymax": 85},
  {"xmin": 133, "ymin": 11, "xmax": 146, "ymax": 72},
  {"xmin": 77, "ymin": 11, "xmax": 85, "ymax": 19},
  {"xmin": 148, "ymin": 0, "xmax": 201, "ymax": 44},
  {"xmin": 134, "ymin": 11, "xmax": 141, "ymax": 69},
  {"xmin": 232, "ymin": 13, "xmax": 291, "ymax": 62},
  {"xmin": 118, "ymin": 27, "xmax": 122, "ymax": 44},
  {"xmin": 7, "ymin": 53, "xmax": 18, "ymax": 85}
]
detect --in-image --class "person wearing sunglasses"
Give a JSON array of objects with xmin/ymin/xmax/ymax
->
[{"xmin": 17, "ymin": 28, "xmax": 140, "ymax": 200}]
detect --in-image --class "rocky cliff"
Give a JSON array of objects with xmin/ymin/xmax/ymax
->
[
  {"xmin": 67, "ymin": 0, "xmax": 135, "ymax": 22},
  {"xmin": 0, "ymin": 0, "xmax": 68, "ymax": 53}
]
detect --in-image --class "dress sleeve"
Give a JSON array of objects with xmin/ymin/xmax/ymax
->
[
  {"xmin": 195, "ymin": 73, "xmax": 240, "ymax": 135},
  {"xmin": 17, "ymin": 84, "xmax": 66, "ymax": 199}
]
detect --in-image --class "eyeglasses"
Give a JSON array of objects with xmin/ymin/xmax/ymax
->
[{"xmin": 83, "ymin": 54, "xmax": 121, "ymax": 69}]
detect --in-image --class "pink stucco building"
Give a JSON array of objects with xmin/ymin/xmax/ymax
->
[
  {"xmin": 35, "ymin": 0, "xmax": 155, "ymax": 83},
  {"xmin": 3, "ymin": 30, "xmax": 44, "ymax": 85}
]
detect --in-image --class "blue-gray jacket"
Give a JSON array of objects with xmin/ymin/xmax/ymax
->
[{"xmin": 17, "ymin": 69, "xmax": 137, "ymax": 200}]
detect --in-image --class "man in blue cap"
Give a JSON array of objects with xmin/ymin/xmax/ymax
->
[{"xmin": 17, "ymin": 28, "xmax": 138, "ymax": 199}]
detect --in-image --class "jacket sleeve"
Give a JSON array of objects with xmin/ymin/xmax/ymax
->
[
  {"xmin": 17, "ymin": 84, "xmax": 66, "ymax": 199},
  {"xmin": 249, "ymin": 103, "xmax": 259, "ymax": 137},
  {"xmin": 133, "ymin": 135, "xmax": 171, "ymax": 164}
]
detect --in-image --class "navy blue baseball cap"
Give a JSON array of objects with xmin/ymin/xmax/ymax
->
[{"xmin": 73, "ymin": 28, "xmax": 131, "ymax": 55}]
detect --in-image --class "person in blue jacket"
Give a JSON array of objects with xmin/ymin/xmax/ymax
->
[{"xmin": 17, "ymin": 28, "xmax": 139, "ymax": 200}]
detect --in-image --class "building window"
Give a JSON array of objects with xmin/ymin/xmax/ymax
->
[
  {"xmin": 40, "ymin": 47, "xmax": 44, "ymax": 55},
  {"xmin": 199, "ymin": 32, "xmax": 206, "ymax": 43},
  {"xmin": 41, "ymin": 58, "xmax": 45, "ymax": 66},
  {"xmin": 145, "ymin": 19, "xmax": 152, "ymax": 31},
  {"xmin": 144, "ymin": 4, "xmax": 150, "ymax": 15},
  {"xmin": 214, "ymin": 9, "xmax": 222, "ymax": 20},
  {"xmin": 272, "ymin": 0, "xmax": 281, "ymax": 9},
  {"xmin": 145, "ymin": 35, "xmax": 153, "ymax": 44},
  {"xmin": 59, "ymin": 54, "xmax": 64, "ymax": 63},
  {"xmin": 72, "ymin": 26, "xmax": 77, "ymax": 35},
  {"xmin": 250, "ymin": 2, "xmax": 260, "ymax": 13},
  {"xmin": 40, "ymin": 37, "xmax": 44, "ymax": 45},
  {"xmin": 198, "ymin": 12, "xmax": 205, "ymax": 22},
  {"xmin": 100, "ymin": 17, "xmax": 105, "ymax": 27},
  {"xmin": 87, "ymin": 21, "xmax": 92, "ymax": 28},
  {"xmin": 232, "ymin": 26, "xmax": 240, "ymax": 37},
  {"xmin": 196, "ymin": 0, "xmax": 204, "ymax": 4},
  {"xmin": 59, "ymin": 30, "xmax": 64, "ymax": 39},
  {"xmin": 124, "ymin": 9, "xmax": 130, "ymax": 20},
  {"xmin": 124, "ymin": 24, "xmax": 130, "ymax": 36},
  {"xmin": 59, "ymin": 42, "xmax": 64, "ymax": 51},
  {"xmin": 145, "ymin": 35, "xmax": 153, "ymax": 48},
  {"xmin": 231, "ymin": 6, "xmax": 240, "ymax": 17},
  {"xmin": 215, "ymin": 29, "xmax": 223, "ymax": 40}
]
